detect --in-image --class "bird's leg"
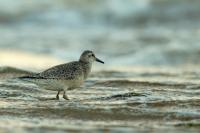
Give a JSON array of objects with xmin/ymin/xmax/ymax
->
[
  {"xmin": 56, "ymin": 90, "xmax": 60, "ymax": 100},
  {"xmin": 63, "ymin": 91, "xmax": 69, "ymax": 100}
]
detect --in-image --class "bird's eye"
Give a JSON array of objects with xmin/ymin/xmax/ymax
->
[{"xmin": 91, "ymin": 54, "xmax": 94, "ymax": 57}]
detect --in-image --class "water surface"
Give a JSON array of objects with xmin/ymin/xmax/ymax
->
[{"xmin": 0, "ymin": 66, "xmax": 200, "ymax": 133}]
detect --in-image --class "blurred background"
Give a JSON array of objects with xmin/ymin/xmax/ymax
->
[{"xmin": 0, "ymin": 0, "xmax": 200, "ymax": 70}]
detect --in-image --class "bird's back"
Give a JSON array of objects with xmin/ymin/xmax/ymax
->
[
  {"xmin": 18, "ymin": 61, "xmax": 85, "ymax": 80},
  {"xmin": 39, "ymin": 61, "xmax": 84, "ymax": 80}
]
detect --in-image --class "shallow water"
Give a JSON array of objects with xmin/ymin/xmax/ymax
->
[
  {"xmin": 0, "ymin": 0, "xmax": 200, "ymax": 132},
  {"xmin": 0, "ymin": 66, "xmax": 200, "ymax": 133}
]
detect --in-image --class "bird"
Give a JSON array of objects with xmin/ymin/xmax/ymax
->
[{"xmin": 19, "ymin": 50, "xmax": 104, "ymax": 100}]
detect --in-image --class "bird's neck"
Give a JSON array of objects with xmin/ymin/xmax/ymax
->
[{"xmin": 79, "ymin": 61, "xmax": 92, "ymax": 79}]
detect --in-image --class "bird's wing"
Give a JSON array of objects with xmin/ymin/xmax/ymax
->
[{"xmin": 39, "ymin": 61, "xmax": 83, "ymax": 80}]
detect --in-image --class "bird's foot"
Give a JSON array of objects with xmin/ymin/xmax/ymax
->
[
  {"xmin": 56, "ymin": 91, "xmax": 60, "ymax": 100},
  {"xmin": 63, "ymin": 91, "xmax": 69, "ymax": 100},
  {"xmin": 56, "ymin": 95, "xmax": 59, "ymax": 100}
]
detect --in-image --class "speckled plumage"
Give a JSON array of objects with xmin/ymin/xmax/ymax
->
[
  {"xmin": 19, "ymin": 50, "xmax": 104, "ymax": 100},
  {"xmin": 40, "ymin": 61, "xmax": 92, "ymax": 80}
]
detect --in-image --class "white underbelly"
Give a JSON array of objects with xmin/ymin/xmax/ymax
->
[
  {"xmin": 21, "ymin": 78, "xmax": 84, "ymax": 91},
  {"xmin": 62, "ymin": 79, "xmax": 84, "ymax": 89}
]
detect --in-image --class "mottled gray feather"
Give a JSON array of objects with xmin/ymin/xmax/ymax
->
[{"xmin": 39, "ymin": 61, "xmax": 84, "ymax": 80}]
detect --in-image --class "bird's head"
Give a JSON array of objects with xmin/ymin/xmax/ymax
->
[{"xmin": 79, "ymin": 50, "xmax": 104, "ymax": 64}]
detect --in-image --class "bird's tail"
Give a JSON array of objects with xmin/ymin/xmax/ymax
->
[{"xmin": 17, "ymin": 73, "xmax": 41, "ymax": 80}]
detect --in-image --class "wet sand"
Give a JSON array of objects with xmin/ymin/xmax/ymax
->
[{"xmin": 0, "ymin": 66, "xmax": 199, "ymax": 133}]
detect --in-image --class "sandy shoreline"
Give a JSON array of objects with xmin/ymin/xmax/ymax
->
[{"xmin": 0, "ymin": 66, "xmax": 199, "ymax": 133}]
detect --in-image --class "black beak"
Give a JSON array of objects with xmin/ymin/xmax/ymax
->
[{"xmin": 96, "ymin": 57, "xmax": 104, "ymax": 64}]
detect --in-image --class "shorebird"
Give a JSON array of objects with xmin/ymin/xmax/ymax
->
[{"xmin": 19, "ymin": 50, "xmax": 104, "ymax": 100}]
